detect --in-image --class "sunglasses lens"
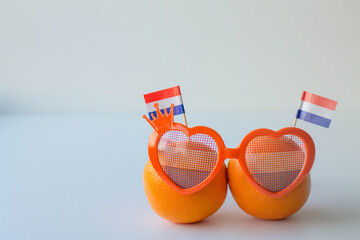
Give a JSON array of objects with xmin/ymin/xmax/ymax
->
[
  {"xmin": 157, "ymin": 130, "xmax": 219, "ymax": 189},
  {"xmin": 245, "ymin": 135, "xmax": 305, "ymax": 193}
]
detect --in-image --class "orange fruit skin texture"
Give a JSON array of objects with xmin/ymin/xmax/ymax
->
[
  {"xmin": 228, "ymin": 159, "xmax": 311, "ymax": 220},
  {"xmin": 143, "ymin": 160, "xmax": 227, "ymax": 223}
]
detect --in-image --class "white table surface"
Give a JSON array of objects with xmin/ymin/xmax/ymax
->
[{"xmin": 1, "ymin": 111, "xmax": 360, "ymax": 239}]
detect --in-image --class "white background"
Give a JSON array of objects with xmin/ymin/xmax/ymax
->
[
  {"xmin": 1, "ymin": 1, "xmax": 360, "ymax": 239},
  {"xmin": 1, "ymin": 0, "xmax": 359, "ymax": 113}
]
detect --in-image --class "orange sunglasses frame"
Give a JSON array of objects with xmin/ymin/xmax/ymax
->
[{"xmin": 144, "ymin": 104, "xmax": 315, "ymax": 198}]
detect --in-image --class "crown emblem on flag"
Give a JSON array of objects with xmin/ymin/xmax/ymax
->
[{"xmin": 143, "ymin": 103, "xmax": 174, "ymax": 132}]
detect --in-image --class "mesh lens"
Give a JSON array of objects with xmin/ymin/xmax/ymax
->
[
  {"xmin": 245, "ymin": 135, "xmax": 305, "ymax": 192},
  {"xmin": 158, "ymin": 130, "xmax": 219, "ymax": 189}
]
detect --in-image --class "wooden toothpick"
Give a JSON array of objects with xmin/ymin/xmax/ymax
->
[
  {"xmin": 183, "ymin": 114, "xmax": 188, "ymax": 127},
  {"xmin": 293, "ymin": 118, "xmax": 298, "ymax": 128}
]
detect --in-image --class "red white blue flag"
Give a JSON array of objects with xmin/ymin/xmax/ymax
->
[
  {"xmin": 144, "ymin": 86, "xmax": 185, "ymax": 120},
  {"xmin": 296, "ymin": 91, "xmax": 338, "ymax": 128}
]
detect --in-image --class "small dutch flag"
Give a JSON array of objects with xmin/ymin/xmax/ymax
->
[
  {"xmin": 144, "ymin": 86, "xmax": 187, "ymax": 125},
  {"xmin": 296, "ymin": 91, "xmax": 338, "ymax": 128}
]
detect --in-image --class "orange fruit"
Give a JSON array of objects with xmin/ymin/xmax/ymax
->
[
  {"xmin": 143, "ymin": 160, "xmax": 227, "ymax": 223},
  {"xmin": 228, "ymin": 158, "xmax": 311, "ymax": 220}
]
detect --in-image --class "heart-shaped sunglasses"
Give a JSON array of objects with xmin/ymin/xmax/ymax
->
[{"xmin": 144, "ymin": 104, "xmax": 315, "ymax": 198}]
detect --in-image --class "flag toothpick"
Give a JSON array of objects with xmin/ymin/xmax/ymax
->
[
  {"xmin": 294, "ymin": 91, "xmax": 337, "ymax": 128},
  {"xmin": 293, "ymin": 118, "xmax": 298, "ymax": 128},
  {"xmin": 144, "ymin": 86, "xmax": 188, "ymax": 127},
  {"xmin": 183, "ymin": 114, "xmax": 188, "ymax": 127}
]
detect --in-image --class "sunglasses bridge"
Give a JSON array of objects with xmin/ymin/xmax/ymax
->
[{"xmin": 224, "ymin": 147, "xmax": 241, "ymax": 159}]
